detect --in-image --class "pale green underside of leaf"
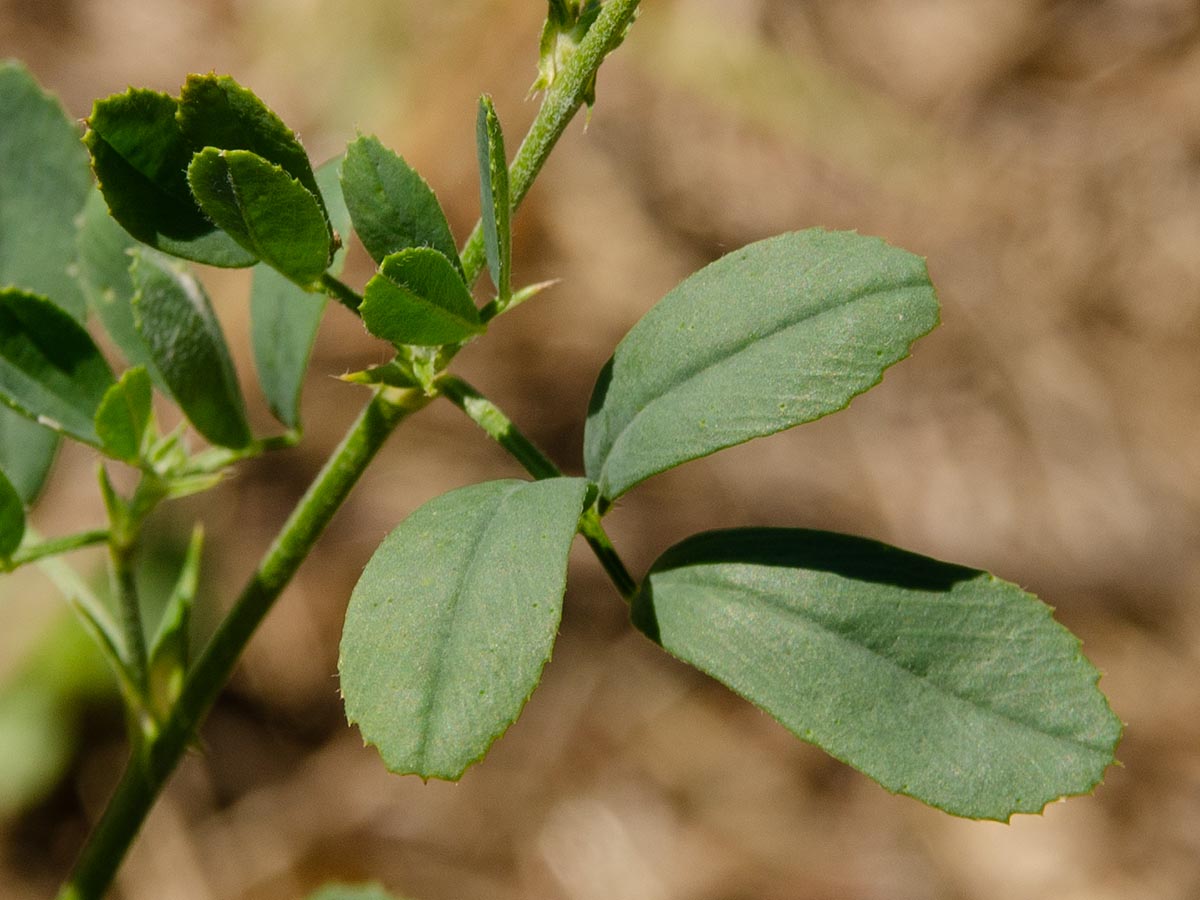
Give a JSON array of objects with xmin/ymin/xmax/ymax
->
[
  {"xmin": 340, "ymin": 477, "xmax": 588, "ymax": 780},
  {"xmin": 633, "ymin": 528, "xmax": 1122, "ymax": 820},
  {"xmin": 0, "ymin": 288, "xmax": 115, "ymax": 445},
  {"xmin": 0, "ymin": 62, "xmax": 91, "ymax": 499},
  {"xmin": 75, "ymin": 190, "xmax": 166, "ymax": 389},
  {"xmin": 0, "ymin": 61, "xmax": 90, "ymax": 319},
  {"xmin": 251, "ymin": 158, "xmax": 351, "ymax": 428},
  {"xmin": 340, "ymin": 134, "xmax": 463, "ymax": 275},
  {"xmin": 584, "ymin": 229, "xmax": 940, "ymax": 501},
  {"xmin": 130, "ymin": 250, "xmax": 251, "ymax": 449},
  {"xmin": 187, "ymin": 148, "xmax": 331, "ymax": 287},
  {"xmin": 361, "ymin": 247, "xmax": 483, "ymax": 346}
]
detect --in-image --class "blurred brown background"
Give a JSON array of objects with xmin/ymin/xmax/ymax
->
[{"xmin": 2, "ymin": 0, "xmax": 1198, "ymax": 898}]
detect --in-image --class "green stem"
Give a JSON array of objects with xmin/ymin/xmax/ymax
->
[
  {"xmin": 4, "ymin": 528, "xmax": 109, "ymax": 569},
  {"xmin": 110, "ymin": 541, "xmax": 148, "ymax": 699},
  {"xmin": 317, "ymin": 272, "xmax": 364, "ymax": 314},
  {"xmin": 578, "ymin": 508, "xmax": 638, "ymax": 601},
  {"xmin": 437, "ymin": 374, "xmax": 638, "ymax": 602},
  {"xmin": 437, "ymin": 375, "xmax": 561, "ymax": 480},
  {"xmin": 56, "ymin": 388, "xmax": 428, "ymax": 900},
  {"xmin": 459, "ymin": 0, "xmax": 642, "ymax": 283}
]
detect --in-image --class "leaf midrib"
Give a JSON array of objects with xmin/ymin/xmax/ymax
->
[
  {"xmin": 597, "ymin": 275, "xmax": 931, "ymax": 491},
  {"xmin": 413, "ymin": 482, "xmax": 525, "ymax": 771},
  {"xmin": 681, "ymin": 574, "xmax": 1109, "ymax": 756}
]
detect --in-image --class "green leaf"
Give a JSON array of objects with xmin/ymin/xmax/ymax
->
[
  {"xmin": 176, "ymin": 73, "xmax": 327, "ymax": 222},
  {"xmin": 361, "ymin": 248, "xmax": 484, "ymax": 347},
  {"xmin": 0, "ymin": 409, "xmax": 57, "ymax": 505},
  {"xmin": 94, "ymin": 367, "xmax": 153, "ymax": 463},
  {"xmin": 75, "ymin": 190, "xmax": 165, "ymax": 387},
  {"xmin": 633, "ymin": 528, "xmax": 1122, "ymax": 821},
  {"xmin": 340, "ymin": 135, "xmax": 463, "ymax": 275},
  {"xmin": 307, "ymin": 885, "xmax": 410, "ymax": 900},
  {"xmin": 83, "ymin": 87, "xmax": 256, "ymax": 267},
  {"xmin": 476, "ymin": 95, "xmax": 511, "ymax": 303},
  {"xmin": 340, "ymin": 477, "xmax": 588, "ymax": 780},
  {"xmin": 584, "ymin": 230, "xmax": 940, "ymax": 501},
  {"xmin": 0, "ymin": 288, "xmax": 115, "ymax": 445},
  {"xmin": 187, "ymin": 148, "xmax": 332, "ymax": 287},
  {"xmin": 148, "ymin": 526, "xmax": 202, "ymax": 716},
  {"xmin": 251, "ymin": 157, "xmax": 351, "ymax": 428},
  {"xmin": 0, "ymin": 466, "xmax": 25, "ymax": 559},
  {"xmin": 0, "ymin": 61, "xmax": 90, "ymax": 319},
  {"xmin": 130, "ymin": 250, "xmax": 252, "ymax": 449}
]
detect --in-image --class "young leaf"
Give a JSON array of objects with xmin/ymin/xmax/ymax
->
[
  {"xmin": 0, "ymin": 466, "xmax": 26, "ymax": 559},
  {"xmin": 633, "ymin": 528, "xmax": 1122, "ymax": 821},
  {"xmin": 340, "ymin": 477, "xmax": 588, "ymax": 780},
  {"xmin": 251, "ymin": 157, "xmax": 351, "ymax": 428},
  {"xmin": 148, "ymin": 526, "xmax": 202, "ymax": 716},
  {"xmin": 0, "ymin": 288, "xmax": 115, "ymax": 445},
  {"xmin": 130, "ymin": 250, "xmax": 252, "ymax": 449},
  {"xmin": 176, "ymin": 73, "xmax": 327, "ymax": 222},
  {"xmin": 361, "ymin": 248, "xmax": 484, "ymax": 346},
  {"xmin": 340, "ymin": 135, "xmax": 463, "ymax": 275},
  {"xmin": 94, "ymin": 367, "xmax": 153, "ymax": 463},
  {"xmin": 584, "ymin": 230, "xmax": 940, "ymax": 502},
  {"xmin": 476, "ymin": 95, "xmax": 511, "ymax": 303},
  {"xmin": 0, "ymin": 410, "xmax": 56, "ymax": 506},
  {"xmin": 83, "ymin": 87, "xmax": 256, "ymax": 268},
  {"xmin": 187, "ymin": 148, "xmax": 332, "ymax": 287},
  {"xmin": 0, "ymin": 61, "xmax": 91, "ymax": 319}
]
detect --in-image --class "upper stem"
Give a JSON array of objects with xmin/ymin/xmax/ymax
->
[
  {"xmin": 459, "ymin": 0, "xmax": 642, "ymax": 283},
  {"xmin": 436, "ymin": 375, "xmax": 562, "ymax": 480}
]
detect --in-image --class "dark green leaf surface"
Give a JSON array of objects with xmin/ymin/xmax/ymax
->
[
  {"xmin": 340, "ymin": 135, "xmax": 462, "ymax": 275},
  {"xmin": 0, "ymin": 466, "xmax": 25, "ymax": 559},
  {"xmin": 0, "ymin": 288, "xmax": 115, "ymax": 445},
  {"xmin": 340, "ymin": 477, "xmax": 588, "ymax": 780},
  {"xmin": 633, "ymin": 528, "xmax": 1122, "ymax": 820},
  {"xmin": 176, "ymin": 73, "xmax": 326, "ymax": 220},
  {"xmin": 94, "ymin": 367, "xmax": 153, "ymax": 463},
  {"xmin": 187, "ymin": 148, "xmax": 331, "ymax": 287},
  {"xmin": 584, "ymin": 230, "xmax": 940, "ymax": 501},
  {"xmin": 476, "ymin": 95, "xmax": 511, "ymax": 301},
  {"xmin": 251, "ymin": 158, "xmax": 351, "ymax": 428},
  {"xmin": 0, "ymin": 411, "xmax": 56, "ymax": 504},
  {"xmin": 130, "ymin": 250, "xmax": 251, "ymax": 449},
  {"xmin": 0, "ymin": 61, "xmax": 90, "ymax": 319},
  {"xmin": 84, "ymin": 87, "xmax": 255, "ymax": 267},
  {"xmin": 361, "ymin": 248, "xmax": 483, "ymax": 346}
]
